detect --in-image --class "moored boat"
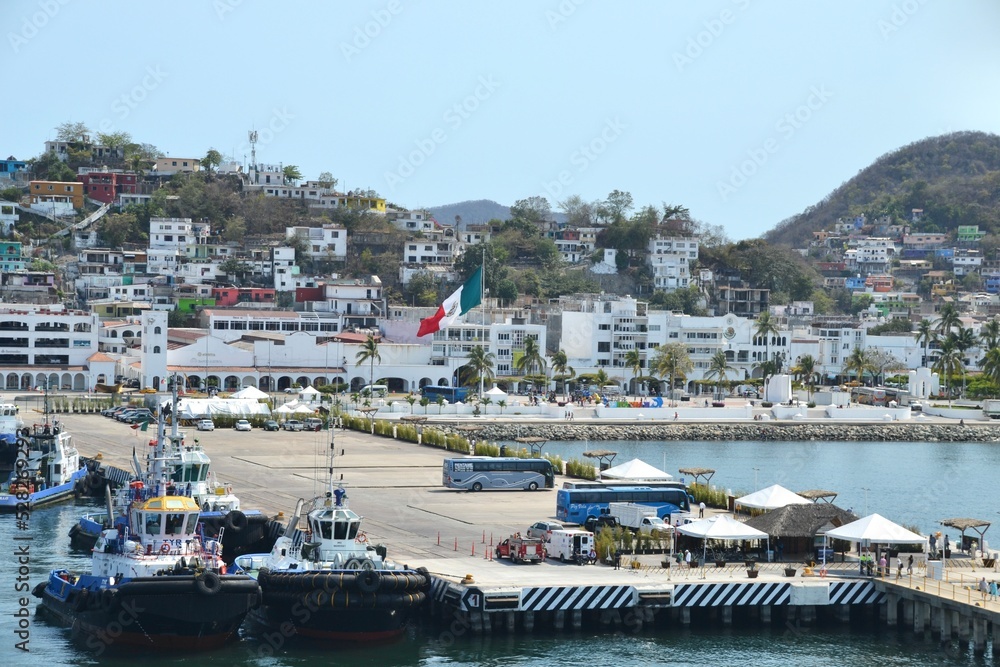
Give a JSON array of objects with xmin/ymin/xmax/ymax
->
[
  {"xmin": 237, "ymin": 433, "xmax": 428, "ymax": 642},
  {"xmin": 35, "ymin": 414, "xmax": 261, "ymax": 651},
  {"xmin": 0, "ymin": 416, "xmax": 87, "ymax": 511}
]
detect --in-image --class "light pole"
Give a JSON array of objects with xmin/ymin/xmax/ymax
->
[{"xmin": 752, "ymin": 467, "xmax": 760, "ymax": 491}]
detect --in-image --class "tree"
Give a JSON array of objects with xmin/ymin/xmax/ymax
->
[
  {"xmin": 980, "ymin": 318, "xmax": 1000, "ymax": 352},
  {"xmin": 282, "ymin": 165, "xmax": 302, "ymax": 185},
  {"xmin": 465, "ymin": 346, "xmax": 496, "ymax": 395},
  {"xmin": 843, "ymin": 347, "xmax": 874, "ymax": 388},
  {"xmin": 915, "ymin": 319, "xmax": 936, "ymax": 368},
  {"xmin": 201, "ymin": 148, "xmax": 222, "ymax": 174},
  {"xmin": 558, "ymin": 195, "xmax": 593, "ymax": 227},
  {"xmin": 495, "ymin": 278, "xmax": 517, "ymax": 305},
  {"xmin": 867, "ymin": 350, "xmax": 903, "ymax": 387},
  {"xmin": 355, "ymin": 335, "xmax": 382, "ymax": 392},
  {"xmin": 98, "ymin": 212, "xmax": 142, "ymax": 248},
  {"xmin": 650, "ymin": 343, "xmax": 693, "ymax": 406},
  {"xmin": 981, "ymin": 347, "xmax": 1000, "ymax": 391},
  {"xmin": 317, "ymin": 171, "xmax": 338, "ymax": 189},
  {"xmin": 509, "ymin": 196, "xmax": 551, "ymax": 224},
  {"xmin": 753, "ymin": 312, "xmax": 780, "ymax": 382},
  {"xmin": 793, "ymin": 354, "xmax": 817, "ymax": 401},
  {"xmin": 933, "ymin": 336, "xmax": 964, "ymax": 405},
  {"xmin": 516, "ymin": 337, "xmax": 547, "ymax": 380},
  {"xmin": 223, "ymin": 216, "xmax": 246, "ymax": 243},
  {"xmin": 936, "ymin": 303, "xmax": 960, "ymax": 336},
  {"xmin": 56, "ymin": 121, "xmax": 89, "ymax": 142},
  {"xmin": 95, "ymin": 131, "xmax": 132, "ymax": 150},
  {"xmin": 218, "ymin": 257, "xmax": 251, "ymax": 284},
  {"xmin": 550, "ymin": 349, "xmax": 574, "ymax": 397},
  {"xmin": 624, "ymin": 349, "xmax": 642, "ymax": 398},
  {"xmin": 704, "ymin": 350, "xmax": 734, "ymax": 400},
  {"xmin": 604, "ymin": 190, "xmax": 633, "ymax": 222}
]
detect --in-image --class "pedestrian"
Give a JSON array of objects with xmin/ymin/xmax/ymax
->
[
  {"xmin": 980, "ymin": 577, "xmax": 989, "ymax": 601},
  {"xmin": 991, "ymin": 580, "xmax": 998, "ymax": 602},
  {"xmin": 929, "ymin": 533, "xmax": 937, "ymax": 558},
  {"xmin": 614, "ymin": 548, "xmax": 621, "ymax": 570},
  {"xmin": 907, "ymin": 554, "xmax": 913, "ymax": 575},
  {"xmin": 685, "ymin": 549, "xmax": 692, "ymax": 569},
  {"xmin": 698, "ymin": 501, "xmax": 705, "ymax": 518},
  {"xmin": 777, "ymin": 541, "xmax": 784, "ymax": 562},
  {"xmin": 878, "ymin": 554, "xmax": 887, "ymax": 578},
  {"xmin": 944, "ymin": 535, "xmax": 951, "ymax": 557},
  {"xmin": 896, "ymin": 559, "xmax": 903, "ymax": 579},
  {"xmin": 673, "ymin": 412, "xmax": 679, "ymax": 421}
]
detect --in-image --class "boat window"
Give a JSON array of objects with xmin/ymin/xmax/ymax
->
[
  {"xmin": 144, "ymin": 513, "xmax": 161, "ymax": 535},
  {"xmin": 319, "ymin": 520, "xmax": 332, "ymax": 540},
  {"xmin": 200, "ymin": 466, "xmax": 208, "ymax": 482},
  {"xmin": 164, "ymin": 513, "xmax": 185, "ymax": 535},
  {"xmin": 184, "ymin": 513, "xmax": 199, "ymax": 533},
  {"xmin": 333, "ymin": 520, "xmax": 348, "ymax": 540},
  {"xmin": 347, "ymin": 521, "xmax": 359, "ymax": 540}
]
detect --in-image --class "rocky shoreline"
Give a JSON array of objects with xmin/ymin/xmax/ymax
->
[{"xmin": 435, "ymin": 421, "xmax": 1000, "ymax": 443}]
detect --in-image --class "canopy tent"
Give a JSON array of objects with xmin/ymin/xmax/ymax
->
[
  {"xmin": 167, "ymin": 397, "xmax": 271, "ymax": 419},
  {"xmin": 299, "ymin": 386, "xmax": 321, "ymax": 402},
  {"xmin": 600, "ymin": 458, "xmax": 673, "ymax": 481},
  {"xmin": 483, "ymin": 385, "xmax": 508, "ymax": 400},
  {"xmin": 231, "ymin": 386, "xmax": 269, "ymax": 400},
  {"xmin": 677, "ymin": 515, "xmax": 769, "ymax": 570},
  {"xmin": 292, "ymin": 404, "xmax": 317, "ymax": 415},
  {"xmin": 824, "ymin": 513, "xmax": 925, "ymax": 544},
  {"xmin": 735, "ymin": 484, "xmax": 811, "ymax": 511},
  {"xmin": 274, "ymin": 404, "xmax": 296, "ymax": 414}
]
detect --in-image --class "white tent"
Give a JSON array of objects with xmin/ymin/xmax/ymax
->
[
  {"xmin": 274, "ymin": 404, "xmax": 296, "ymax": 415},
  {"xmin": 169, "ymin": 398, "xmax": 271, "ymax": 419},
  {"xmin": 824, "ymin": 513, "xmax": 925, "ymax": 544},
  {"xmin": 299, "ymin": 386, "xmax": 321, "ymax": 402},
  {"xmin": 600, "ymin": 458, "xmax": 673, "ymax": 481},
  {"xmin": 735, "ymin": 484, "xmax": 811, "ymax": 511},
  {"xmin": 677, "ymin": 515, "xmax": 769, "ymax": 568},
  {"xmin": 232, "ymin": 386, "xmax": 268, "ymax": 400},
  {"xmin": 484, "ymin": 385, "xmax": 508, "ymax": 400},
  {"xmin": 292, "ymin": 404, "xmax": 317, "ymax": 415}
]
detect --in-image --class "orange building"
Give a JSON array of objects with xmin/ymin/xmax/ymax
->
[{"xmin": 30, "ymin": 180, "xmax": 85, "ymax": 209}]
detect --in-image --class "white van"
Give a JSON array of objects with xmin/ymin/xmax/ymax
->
[
  {"xmin": 600, "ymin": 385, "xmax": 622, "ymax": 396},
  {"xmin": 547, "ymin": 529, "xmax": 595, "ymax": 564},
  {"xmin": 360, "ymin": 384, "xmax": 388, "ymax": 397}
]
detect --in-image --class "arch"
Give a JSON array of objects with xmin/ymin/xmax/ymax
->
[
  {"xmin": 47, "ymin": 373, "xmax": 59, "ymax": 390},
  {"xmin": 276, "ymin": 376, "xmax": 292, "ymax": 392},
  {"xmin": 154, "ymin": 326, "xmax": 162, "ymax": 335},
  {"xmin": 153, "ymin": 346, "xmax": 161, "ymax": 354},
  {"xmin": 241, "ymin": 375, "xmax": 256, "ymax": 389},
  {"xmin": 20, "ymin": 374, "xmax": 32, "ymax": 390},
  {"xmin": 61, "ymin": 372, "xmax": 72, "ymax": 390},
  {"xmin": 382, "ymin": 377, "xmax": 405, "ymax": 393},
  {"xmin": 74, "ymin": 373, "xmax": 86, "ymax": 391},
  {"xmin": 122, "ymin": 330, "xmax": 134, "ymax": 339},
  {"xmin": 419, "ymin": 377, "xmax": 433, "ymax": 389},
  {"xmin": 5, "ymin": 372, "xmax": 17, "ymax": 390},
  {"xmin": 314, "ymin": 376, "xmax": 328, "ymax": 388},
  {"xmin": 296, "ymin": 376, "xmax": 311, "ymax": 388},
  {"xmin": 111, "ymin": 331, "xmax": 119, "ymax": 338},
  {"xmin": 349, "ymin": 376, "xmax": 367, "ymax": 391},
  {"xmin": 96, "ymin": 373, "xmax": 107, "ymax": 385},
  {"xmin": 437, "ymin": 377, "xmax": 450, "ymax": 387},
  {"xmin": 224, "ymin": 375, "xmax": 240, "ymax": 391},
  {"xmin": 152, "ymin": 375, "xmax": 160, "ymax": 390},
  {"xmin": 258, "ymin": 376, "xmax": 272, "ymax": 391}
]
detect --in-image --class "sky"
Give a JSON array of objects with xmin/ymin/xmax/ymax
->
[{"xmin": 5, "ymin": 0, "xmax": 1000, "ymax": 240}]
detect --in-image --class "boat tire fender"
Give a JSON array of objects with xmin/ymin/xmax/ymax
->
[
  {"xmin": 358, "ymin": 570, "xmax": 380, "ymax": 594},
  {"xmin": 195, "ymin": 571, "xmax": 222, "ymax": 596},
  {"xmin": 224, "ymin": 510, "xmax": 248, "ymax": 534},
  {"xmin": 100, "ymin": 588, "xmax": 116, "ymax": 610}
]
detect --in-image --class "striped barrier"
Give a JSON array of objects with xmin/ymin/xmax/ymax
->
[{"xmin": 672, "ymin": 582, "xmax": 792, "ymax": 607}]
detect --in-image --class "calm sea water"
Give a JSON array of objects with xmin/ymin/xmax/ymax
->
[{"xmin": 2, "ymin": 439, "xmax": 998, "ymax": 665}]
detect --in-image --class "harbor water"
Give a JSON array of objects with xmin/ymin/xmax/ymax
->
[{"xmin": 3, "ymin": 438, "xmax": 998, "ymax": 665}]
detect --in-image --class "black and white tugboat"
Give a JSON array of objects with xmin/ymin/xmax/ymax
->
[
  {"xmin": 34, "ymin": 410, "xmax": 261, "ymax": 651},
  {"xmin": 236, "ymin": 430, "xmax": 428, "ymax": 642}
]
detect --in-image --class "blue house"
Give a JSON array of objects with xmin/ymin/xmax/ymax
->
[{"xmin": 0, "ymin": 158, "xmax": 27, "ymax": 181}]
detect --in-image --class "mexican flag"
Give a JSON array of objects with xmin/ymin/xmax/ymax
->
[{"xmin": 417, "ymin": 267, "xmax": 482, "ymax": 337}]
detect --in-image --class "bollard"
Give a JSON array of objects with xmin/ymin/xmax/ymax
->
[
  {"xmin": 454, "ymin": 537, "xmax": 458, "ymax": 552},
  {"xmin": 472, "ymin": 543, "xmax": 476, "ymax": 557},
  {"xmin": 437, "ymin": 531, "xmax": 440, "ymax": 546},
  {"xmin": 482, "ymin": 530, "xmax": 486, "ymax": 544},
  {"xmin": 490, "ymin": 532, "xmax": 493, "ymax": 547}
]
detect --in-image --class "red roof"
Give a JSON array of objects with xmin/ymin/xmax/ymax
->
[{"xmin": 87, "ymin": 352, "xmax": 115, "ymax": 363}]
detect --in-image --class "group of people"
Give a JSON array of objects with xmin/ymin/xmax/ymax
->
[
  {"xmin": 978, "ymin": 577, "xmax": 999, "ymax": 601},
  {"xmin": 859, "ymin": 551, "xmax": 914, "ymax": 578}
]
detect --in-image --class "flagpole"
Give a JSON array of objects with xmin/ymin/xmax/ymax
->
[{"xmin": 480, "ymin": 244, "xmax": 485, "ymax": 399}]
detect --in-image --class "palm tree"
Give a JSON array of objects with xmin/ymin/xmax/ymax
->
[
  {"xmin": 624, "ymin": 349, "xmax": 642, "ymax": 398},
  {"xmin": 651, "ymin": 343, "xmax": 693, "ymax": 406},
  {"xmin": 753, "ymin": 312, "xmax": 780, "ymax": 382},
  {"xmin": 980, "ymin": 318, "xmax": 1000, "ymax": 352},
  {"xmin": 951, "ymin": 327, "xmax": 977, "ymax": 398},
  {"xmin": 936, "ymin": 303, "xmax": 960, "ymax": 336},
  {"xmin": 516, "ymin": 337, "xmax": 547, "ymax": 381},
  {"xmin": 355, "ymin": 334, "xmax": 381, "ymax": 393},
  {"xmin": 550, "ymin": 349, "xmax": 575, "ymax": 398},
  {"xmin": 844, "ymin": 347, "xmax": 872, "ymax": 388},
  {"xmin": 793, "ymin": 354, "xmax": 817, "ymax": 401},
  {"xmin": 704, "ymin": 350, "xmax": 733, "ymax": 401},
  {"xmin": 981, "ymin": 347, "xmax": 1000, "ymax": 392},
  {"xmin": 933, "ymin": 336, "xmax": 964, "ymax": 406},
  {"xmin": 465, "ymin": 346, "xmax": 496, "ymax": 396},
  {"xmin": 915, "ymin": 319, "xmax": 936, "ymax": 368}
]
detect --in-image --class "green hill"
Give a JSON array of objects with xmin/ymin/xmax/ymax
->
[{"xmin": 764, "ymin": 131, "xmax": 1000, "ymax": 247}]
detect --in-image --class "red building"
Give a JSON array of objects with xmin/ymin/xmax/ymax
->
[
  {"xmin": 78, "ymin": 171, "xmax": 138, "ymax": 204},
  {"xmin": 211, "ymin": 287, "xmax": 276, "ymax": 307}
]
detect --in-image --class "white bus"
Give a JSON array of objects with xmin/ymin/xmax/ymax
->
[{"xmin": 442, "ymin": 457, "xmax": 555, "ymax": 492}]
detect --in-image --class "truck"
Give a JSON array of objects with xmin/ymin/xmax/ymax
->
[
  {"xmin": 495, "ymin": 535, "xmax": 546, "ymax": 564},
  {"xmin": 547, "ymin": 529, "xmax": 595, "ymax": 565},
  {"xmin": 984, "ymin": 399, "xmax": 1000, "ymax": 419},
  {"xmin": 609, "ymin": 502, "xmax": 673, "ymax": 536}
]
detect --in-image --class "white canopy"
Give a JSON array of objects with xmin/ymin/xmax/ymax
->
[
  {"xmin": 231, "ymin": 386, "xmax": 268, "ymax": 400},
  {"xmin": 677, "ymin": 515, "xmax": 769, "ymax": 541},
  {"xmin": 168, "ymin": 398, "xmax": 271, "ymax": 419},
  {"xmin": 824, "ymin": 513, "xmax": 926, "ymax": 544},
  {"xmin": 484, "ymin": 385, "xmax": 508, "ymax": 399},
  {"xmin": 299, "ymin": 385, "xmax": 320, "ymax": 395},
  {"xmin": 735, "ymin": 484, "xmax": 811, "ymax": 510},
  {"xmin": 600, "ymin": 458, "xmax": 673, "ymax": 481},
  {"xmin": 274, "ymin": 404, "xmax": 296, "ymax": 414},
  {"xmin": 292, "ymin": 404, "xmax": 317, "ymax": 415}
]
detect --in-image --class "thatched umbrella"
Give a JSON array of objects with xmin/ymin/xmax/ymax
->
[
  {"xmin": 678, "ymin": 467, "xmax": 715, "ymax": 486},
  {"xmin": 940, "ymin": 518, "xmax": 991, "ymax": 554},
  {"xmin": 583, "ymin": 449, "xmax": 617, "ymax": 469},
  {"xmin": 744, "ymin": 503, "xmax": 858, "ymax": 561},
  {"xmin": 797, "ymin": 489, "xmax": 838, "ymax": 503}
]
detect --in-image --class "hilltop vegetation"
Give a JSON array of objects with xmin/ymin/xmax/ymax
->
[{"xmin": 765, "ymin": 131, "xmax": 1000, "ymax": 247}]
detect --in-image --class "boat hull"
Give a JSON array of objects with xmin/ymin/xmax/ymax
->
[
  {"xmin": 36, "ymin": 572, "xmax": 260, "ymax": 651},
  {"xmin": 248, "ymin": 568, "xmax": 429, "ymax": 642},
  {"xmin": 0, "ymin": 468, "xmax": 87, "ymax": 511}
]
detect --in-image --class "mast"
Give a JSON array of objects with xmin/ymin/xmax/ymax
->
[{"xmin": 480, "ymin": 244, "xmax": 486, "ymax": 398}]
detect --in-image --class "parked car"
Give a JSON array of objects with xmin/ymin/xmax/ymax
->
[
  {"xmin": 303, "ymin": 417, "xmax": 323, "ymax": 431},
  {"xmin": 263, "ymin": 420, "xmax": 280, "ymax": 431},
  {"xmin": 123, "ymin": 409, "xmax": 154, "ymax": 424},
  {"xmin": 234, "ymin": 419, "xmax": 252, "ymax": 431},
  {"xmin": 196, "ymin": 419, "xmax": 215, "ymax": 431},
  {"xmin": 526, "ymin": 520, "xmax": 564, "ymax": 542},
  {"xmin": 584, "ymin": 514, "xmax": 620, "ymax": 534},
  {"xmin": 282, "ymin": 419, "xmax": 304, "ymax": 432}
]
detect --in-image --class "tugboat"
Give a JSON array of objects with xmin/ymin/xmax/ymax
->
[
  {"xmin": 69, "ymin": 387, "xmax": 282, "ymax": 563},
  {"xmin": 34, "ymin": 412, "xmax": 260, "ymax": 651},
  {"xmin": 236, "ymin": 431, "xmax": 429, "ymax": 641},
  {"xmin": 0, "ymin": 397, "xmax": 87, "ymax": 511}
]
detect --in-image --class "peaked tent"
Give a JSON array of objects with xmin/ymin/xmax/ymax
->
[
  {"xmin": 232, "ymin": 386, "xmax": 269, "ymax": 400},
  {"xmin": 823, "ymin": 513, "xmax": 925, "ymax": 544},
  {"xmin": 677, "ymin": 515, "xmax": 769, "ymax": 567},
  {"xmin": 484, "ymin": 385, "xmax": 508, "ymax": 400},
  {"xmin": 736, "ymin": 484, "xmax": 811, "ymax": 511},
  {"xmin": 600, "ymin": 458, "xmax": 673, "ymax": 481}
]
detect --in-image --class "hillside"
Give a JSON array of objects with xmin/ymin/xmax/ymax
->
[
  {"xmin": 764, "ymin": 131, "xmax": 1000, "ymax": 247},
  {"xmin": 427, "ymin": 199, "xmax": 510, "ymax": 227}
]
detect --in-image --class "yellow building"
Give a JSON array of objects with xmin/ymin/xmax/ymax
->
[{"xmin": 29, "ymin": 180, "xmax": 85, "ymax": 209}]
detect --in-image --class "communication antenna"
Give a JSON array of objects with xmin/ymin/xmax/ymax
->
[{"xmin": 248, "ymin": 130, "xmax": 259, "ymax": 184}]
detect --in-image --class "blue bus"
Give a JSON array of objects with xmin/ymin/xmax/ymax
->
[
  {"xmin": 556, "ymin": 485, "xmax": 692, "ymax": 524},
  {"xmin": 443, "ymin": 457, "xmax": 554, "ymax": 491},
  {"xmin": 421, "ymin": 385, "xmax": 469, "ymax": 403}
]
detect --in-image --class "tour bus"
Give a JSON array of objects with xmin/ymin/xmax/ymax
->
[
  {"xmin": 556, "ymin": 485, "xmax": 692, "ymax": 524},
  {"xmin": 851, "ymin": 386, "xmax": 887, "ymax": 406},
  {"xmin": 421, "ymin": 385, "xmax": 469, "ymax": 403},
  {"xmin": 442, "ymin": 457, "xmax": 555, "ymax": 491}
]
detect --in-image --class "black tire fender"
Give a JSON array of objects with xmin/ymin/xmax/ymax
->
[
  {"xmin": 357, "ymin": 569, "xmax": 380, "ymax": 594},
  {"xmin": 195, "ymin": 571, "xmax": 222, "ymax": 596},
  {"xmin": 224, "ymin": 510, "xmax": 247, "ymax": 534}
]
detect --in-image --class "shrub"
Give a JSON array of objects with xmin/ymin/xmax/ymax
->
[
  {"xmin": 475, "ymin": 442, "xmax": 500, "ymax": 457},
  {"xmin": 565, "ymin": 458, "xmax": 597, "ymax": 480},
  {"xmin": 544, "ymin": 454, "xmax": 565, "ymax": 475},
  {"xmin": 761, "ymin": 401, "xmax": 773, "ymax": 408}
]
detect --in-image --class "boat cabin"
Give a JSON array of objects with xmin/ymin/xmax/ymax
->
[
  {"xmin": 309, "ymin": 506, "xmax": 361, "ymax": 543},
  {"xmin": 131, "ymin": 495, "xmax": 201, "ymax": 551}
]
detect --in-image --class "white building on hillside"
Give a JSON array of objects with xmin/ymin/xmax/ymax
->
[
  {"xmin": 647, "ymin": 236, "xmax": 698, "ymax": 290},
  {"xmin": 286, "ymin": 224, "xmax": 347, "ymax": 260}
]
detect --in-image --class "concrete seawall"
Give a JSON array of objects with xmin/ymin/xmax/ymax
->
[{"xmin": 433, "ymin": 422, "xmax": 1000, "ymax": 443}]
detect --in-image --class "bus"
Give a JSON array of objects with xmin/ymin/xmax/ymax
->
[
  {"xmin": 442, "ymin": 457, "xmax": 554, "ymax": 491},
  {"xmin": 851, "ymin": 387, "xmax": 887, "ymax": 406},
  {"xmin": 421, "ymin": 385, "xmax": 469, "ymax": 403},
  {"xmin": 556, "ymin": 485, "xmax": 692, "ymax": 524}
]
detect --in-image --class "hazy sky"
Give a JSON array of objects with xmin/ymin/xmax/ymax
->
[{"xmin": 6, "ymin": 0, "xmax": 999, "ymax": 239}]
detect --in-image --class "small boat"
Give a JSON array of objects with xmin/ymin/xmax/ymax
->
[
  {"xmin": 93, "ymin": 383, "xmax": 123, "ymax": 394},
  {"xmin": 237, "ymin": 434, "xmax": 429, "ymax": 642},
  {"xmin": 35, "ymin": 416, "xmax": 260, "ymax": 651},
  {"xmin": 0, "ymin": 401, "xmax": 87, "ymax": 511}
]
